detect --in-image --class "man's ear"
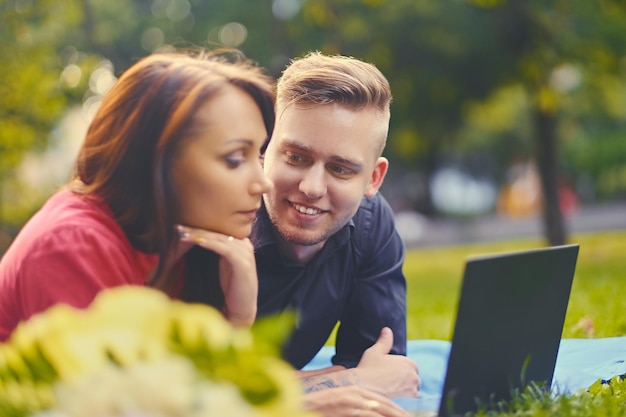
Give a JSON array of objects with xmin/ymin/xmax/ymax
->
[{"xmin": 364, "ymin": 157, "xmax": 389, "ymax": 197}]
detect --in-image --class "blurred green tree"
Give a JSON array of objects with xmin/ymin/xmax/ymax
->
[
  {"xmin": 457, "ymin": 0, "xmax": 626, "ymax": 244},
  {"xmin": 277, "ymin": 0, "xmax": 626, "ymax": 245},
  {"xmin": 2, "ymin": 0, "xmax": 625, "ymax": 250},
  {"xmin": 1, "ymin": 1, "xmax": 82, "ymax": 237}
]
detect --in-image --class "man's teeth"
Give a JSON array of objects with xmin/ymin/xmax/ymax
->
[{"xmin": 294, "ymin": 204, "xmax": 320, "ymax": 215}]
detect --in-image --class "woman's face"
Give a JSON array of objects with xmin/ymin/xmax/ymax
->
[{"xmin": 172, "ymin": 85, "xmax": 272, "ymax": 239}]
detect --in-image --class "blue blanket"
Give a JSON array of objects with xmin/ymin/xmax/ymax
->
[{"xmin": 303, "ymin": 337, "xmax": 626, "ymax": 411}]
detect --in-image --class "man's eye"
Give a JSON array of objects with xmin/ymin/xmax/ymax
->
[
  {"xmin": 329, "ymin": 165, "xmax": 353, "ymax": 176},
  {"xmin": 285, "ymin": 151, "xmax": 306, "ymax": 165}
]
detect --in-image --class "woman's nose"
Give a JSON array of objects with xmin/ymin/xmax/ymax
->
[{"xmin": 250, "ymin": 164, "xmax": 273, "ymax": 195}]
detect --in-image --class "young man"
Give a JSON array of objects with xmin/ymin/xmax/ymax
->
[{"xmin": 253, "ymin": 51, "xmax": 420, "ymax": 399}]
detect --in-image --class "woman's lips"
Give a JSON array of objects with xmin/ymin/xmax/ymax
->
[{"xmin": 238, "ymin": 208, "xmax": 260, "ymax": 220}]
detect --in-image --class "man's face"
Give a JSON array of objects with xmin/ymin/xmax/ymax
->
[{"xmin": 262, "ymin": 102, "xmax": 389, "ymax": 260}]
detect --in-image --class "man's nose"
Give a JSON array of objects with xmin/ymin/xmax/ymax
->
[{"xmin": 298, "ymin": 164, "xmax": 326, "ymax": 199}]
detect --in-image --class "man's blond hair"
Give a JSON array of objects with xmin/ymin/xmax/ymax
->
[{"xmin": 276, "ymin": 51, "xmax": 392, "ymax": 156}]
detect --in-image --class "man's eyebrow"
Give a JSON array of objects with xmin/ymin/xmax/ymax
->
[
  {"xmin": 281, "ymin": 139, "xmax": 363, "ymax": 170},
  {"xmin": 328, "ymin": 155, "xmax": 363, "ymax": 171},
  {"xmin": 281, "ymin": 140, "xmax": 312, "ymax": 153}
]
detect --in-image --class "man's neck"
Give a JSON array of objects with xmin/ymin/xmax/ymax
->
[{"xmin": 274, "ymin": 234, "xmax": 325, "ymax": 264}]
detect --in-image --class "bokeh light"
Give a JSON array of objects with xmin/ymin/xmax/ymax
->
[
  {"xmin": 82, "ymin": 95, "xmax": 102, "ymax": 122},
  {"xmin": 218, "ymin": 22, "xmax": 247, "ymax": 47},
  {"xmin": 60, "ymin": 64, "xmax": 82, "ymax": 88},
  {"xmin": 141, "ymin": 27, "xmax": 165, "ymax": 52},
  {"xmin": 82, "ymin": 60, "xmax": 117, "ymax": 122},
  {"xmin": 166, "ymin": 0, "xmax": 191, "ymax": 22},
  {"xmin": 90, "ymin": 68, "xmax": 115, "ymax": 96},
  {"xmin": 550, "ymin": 64, "xmax": 582, "ymax": 93},
  {"xmin": 272, "ymin": 0, "xmax": 302, "ymax": 20}
]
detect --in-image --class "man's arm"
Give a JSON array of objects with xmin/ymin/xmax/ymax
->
[
  {"xmin": 312, "ymin": 195, "xmax": 418, "ymax": 398},
  {"xmin": 298, "ymin": 365, "xmax": 347, "ymax": 380},
  {"xmin": 299, "ymin": 367, "xmax": 357, "ymax": 393},
  {"xmin": 333, "ymin": 195, "xmax": 408, "ymax": 368}
]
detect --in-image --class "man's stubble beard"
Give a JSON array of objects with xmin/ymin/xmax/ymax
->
[{"xmin": 267, "ymin": 208, "xmax": 348, "ymax": 247}]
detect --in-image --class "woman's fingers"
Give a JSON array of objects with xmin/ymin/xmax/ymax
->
[
  {"xmin": 177, "ymin": 224, "xmax": 257, "ymax": 327},
  {"xmin": 177, "ymin": 225, "xmax": 245, "ymax": 253},
  {"xmin": 303, "ymin": 386, "xmax": 411, "ymax": 417}
]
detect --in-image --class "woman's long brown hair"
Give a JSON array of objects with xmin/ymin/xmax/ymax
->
[{"xmin": 72, "ymin": 49, "xmax": 275, "ymax": 285}]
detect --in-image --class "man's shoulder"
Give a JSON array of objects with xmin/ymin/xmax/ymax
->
[
  {"xmin": 352, "ymin": 192, "xmax": 394, "ymax": 225},
  {"xmin": 347, "ymin": 193, "xmax": 399, "ymax": 254}
]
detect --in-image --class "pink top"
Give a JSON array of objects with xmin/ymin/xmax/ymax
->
[{"xmin": 0, "ymin": 189, "xmax": 159, "ymax": 341}]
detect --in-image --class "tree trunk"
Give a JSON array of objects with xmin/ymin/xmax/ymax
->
[{"xmin": 533, "ymin": 107, "xmax": 567, "ymax": 246}]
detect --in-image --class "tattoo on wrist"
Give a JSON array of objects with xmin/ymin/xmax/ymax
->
[
  {"xmin": 302, "ymin": 369, "xmax": 359, "ymax": 393},
  {"xmin": 303, "ymin": 378, "xmax": 340, "ymax": 393}
]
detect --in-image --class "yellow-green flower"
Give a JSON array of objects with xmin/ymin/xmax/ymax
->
[{"xmin": 0, "ymin": 286, "xmax": 315, "ymax": 417}]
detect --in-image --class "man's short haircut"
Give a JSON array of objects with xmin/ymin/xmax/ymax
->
[
  {"xmin": 276, "ymin": 52, "xmax": 392, "ymax": 157},
  {"xmin": 276, "ymin": 51, "xmax": 392, "ymax": 118}
]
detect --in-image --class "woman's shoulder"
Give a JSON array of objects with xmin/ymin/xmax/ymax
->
[
  {"xmin": 1, "ymin": 188, "xmax": 157, "ymax": 283},
  {"xmin": 32, "ymin": 188, "xmax": 122, "ymax": 235},
  {"xmin": 4, "ymin": 189, "xmax": 130, "ymax": 262}
]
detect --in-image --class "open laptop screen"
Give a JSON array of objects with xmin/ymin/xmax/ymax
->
[{"xmin": 439, "ymin": 244, "xmax": 579, "ymax": 417}]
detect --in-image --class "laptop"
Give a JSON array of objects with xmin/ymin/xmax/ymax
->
[{"xmin": 414, "ymin": 244, "xmax": 579, "ymax": 417}]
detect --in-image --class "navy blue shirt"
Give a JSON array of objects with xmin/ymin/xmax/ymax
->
[{"xmin": 253, "ymin": 193, "xmax": 407, "ymax": 370}]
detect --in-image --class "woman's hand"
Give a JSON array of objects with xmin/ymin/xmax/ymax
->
[
  {"xmin": 303, "ymin": 386, "xmax": 412, "ymax": 417},
  {"xmin": 178, "ymin": 225, "xmax": 258, "ymax": 328}
]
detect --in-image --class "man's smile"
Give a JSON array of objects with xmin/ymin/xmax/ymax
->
[{"xmin": 291, "ymin": 202, "xmax": 325, "ymax": 216}]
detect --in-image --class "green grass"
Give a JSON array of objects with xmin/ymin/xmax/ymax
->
[
  {"xmin": 405, "ymin": 230, "xmax": 626, "ymax": 340},
  {"xmin": 473, "ymin": 376, "xmax": 626, "ymax": 417}
]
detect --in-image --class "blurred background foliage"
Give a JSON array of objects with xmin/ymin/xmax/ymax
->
[{"xmin": 1, "ymin": 0, "xmax": 625, "ymax": 252}]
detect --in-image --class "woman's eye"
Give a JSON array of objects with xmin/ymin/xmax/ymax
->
[{"xmin": 225, "ymin": 151, "xmax": 245, "ymax": 168}]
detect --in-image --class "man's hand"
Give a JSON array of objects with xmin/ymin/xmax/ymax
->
[
  {"xmin": 300, "ymin": 327, "xmax": 420, "ymax": 399},
  {"xmin": 355, "ymin": 327, "xmax": 421, "ymax": 398}
]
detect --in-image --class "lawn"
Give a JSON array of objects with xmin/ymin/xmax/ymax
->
[{"xmin": 405, "ymin": 230, "xmax": 626, "ymax": 340}]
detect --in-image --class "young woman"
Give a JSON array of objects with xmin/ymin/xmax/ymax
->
[{"xmin": 0, "ymin": 49, "xmax": 275, "ymax": 339}]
